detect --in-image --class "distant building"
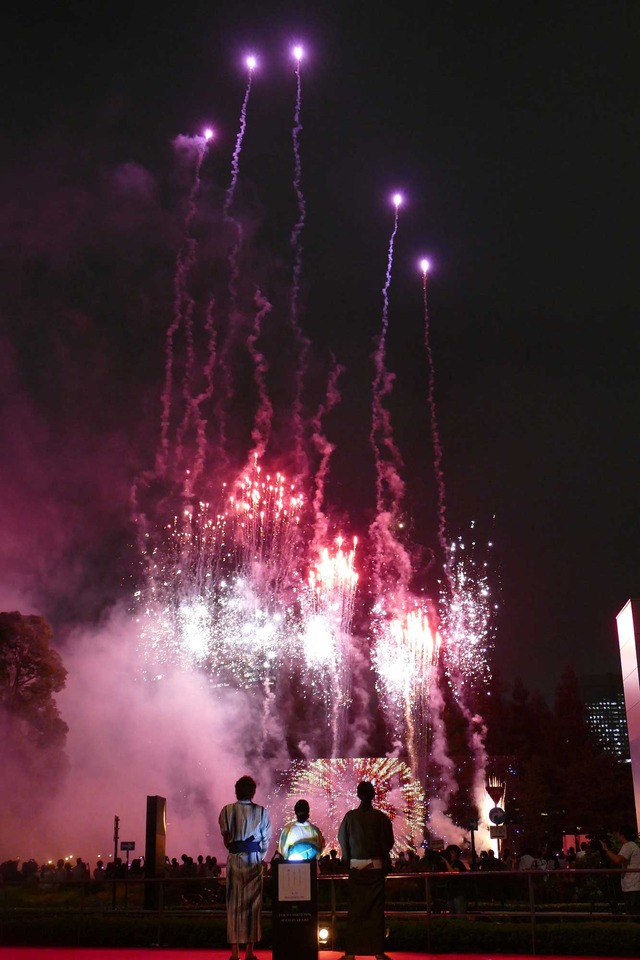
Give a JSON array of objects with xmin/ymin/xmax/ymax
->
[{"xmin": 579, "ymin": 672, "xmax": 630, "ymax": 758}]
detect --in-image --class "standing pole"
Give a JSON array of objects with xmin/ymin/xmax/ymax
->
[
  {"xmin": 124, "ymin": 847, "xmax": 131, "ymax": 909},
  {"xmin": 112, "ymin": 815, "xmax": 120, "ymax": 911},
  {"xmin": 469, "ymin": 818, "xmax": 478, "ymax": 870}
]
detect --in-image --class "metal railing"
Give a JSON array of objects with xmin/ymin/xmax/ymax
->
[
  {"xmin": 1, "ymin": 866, "xmax": 637, "ymax": 953},
  {"xmin": 318, "ymin": 867, "xmax": 637, "ymax": 953}
]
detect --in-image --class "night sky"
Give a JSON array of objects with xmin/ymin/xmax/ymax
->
[{"xmin": 1, "ymin": 1, "xmax": 638, "ymax": 699}]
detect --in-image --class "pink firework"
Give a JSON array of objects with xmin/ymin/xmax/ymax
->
[{"xmin": 303, "ymin": 537, "xmax": 358, "ymax": 756}]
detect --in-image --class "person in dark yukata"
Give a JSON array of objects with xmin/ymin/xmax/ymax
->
[
  {"xmin": 442, "ymin": 843, "xmax": 468, "ymax": 916},
  {"xmin": 218, "ymin": 775, "xmax": 272, "ymax": 960},
  {"xmin": 337, "ymin": 780, "xmax": 394, "ymax": 960}
]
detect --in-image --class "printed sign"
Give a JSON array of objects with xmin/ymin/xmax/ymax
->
[{"xmin": 278, "ymin": 862, "xmax": 311, "ymax": 901}]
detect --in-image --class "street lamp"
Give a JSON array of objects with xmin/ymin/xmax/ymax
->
[{"xmin": 487, "ymin": 778, "xmax": 507, "ymax": 857}]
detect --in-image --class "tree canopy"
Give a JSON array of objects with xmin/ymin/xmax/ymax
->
[{"xmin": 0, "ymin": 611, "xmax": 68, "ymax": 748}]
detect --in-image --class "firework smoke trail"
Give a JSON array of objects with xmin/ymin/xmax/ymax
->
[
  {"xmin": 247, "ymin": 289, "xmax": 274, "ymax": 462},
  {"xmin": 310, "ymin": 357, "xmax": 344, "ymax": 551},
  {"xmin": 157, "ymin": 132, "xmax": 211, "ymax": 475},
  {"xmin": 417, "ymin": 257, "xmax": 469, "ymax": 835},
  {"xmin": 369, "ymin": 194, "xmax": 412, "ymax": 596},
  {"xmin": 131, "ymin": 132, "xmax": 212, "ymax": 562},
  {"xmin": 421, "ymin": 260, "xmax": 452, "ymax": 590},
  {"xmin": 288, "ymin": 45, "xmax": 312, "ymax": 484},
  {"xmin": 185, "ymin": 298, "xmax": 218, "ymax": 496},
  {"xmin": 426, "ymin": 676, "xmax": 465, "ymax": 844},
  {"xmin": 468, "ymin": 709, "xmax": 489, "ymax": 828},
  {"xmin": 174, "ymin": 137, "xmax": 213, "ymax": 470},
  {"xmin": 290, "ymin": 47, "xmax": 306, "ymax": 315},
  {"xmin": 422, "ymin": 649, "xmax": 463, "ymax": 841},
  {"xmin": 259, "ymin": 667, "xmax": 278, "ymax": 767},
  {"xmin": 214, "ymin": 57, "xmax": 256, "ymax": 462},
  {"xmin": 371, "ymin": 196, "xmax": 404, "ymax": 514},
  {"xmin": 223, "ymin": 57, "xmax": 255, "ymax": 307},
  {"xmin": 369, "ymin": 195, "xmax": 434, "ymax": 782}
]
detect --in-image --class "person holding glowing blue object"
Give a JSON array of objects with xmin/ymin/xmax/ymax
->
[{"xmin": 278, "ymin": 798, "xmax": 325, "ymax": 861}]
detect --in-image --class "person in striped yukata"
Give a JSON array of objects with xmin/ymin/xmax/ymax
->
[{"xmin": 219, "ymin": 775, "xmax": 272, "ymax": 960}]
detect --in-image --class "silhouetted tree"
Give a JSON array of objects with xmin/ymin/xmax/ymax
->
[
  {"xmin": 552, "ymin": 666, "xmax": 592, "ymax": 754},
  {"xmin": 516, "ymin": 755, "xmax": 553, "ymax": 850},
  {"xmin": 0, "ymin": 612, "xmax": 69, "ymax": 853},
  {"xmin": 0, "ymin": 611, "xmax": 68, "ymax": 749},
  {"xmin": 506, "ymin": 679, "xmax": 553, "ymax": 762}
]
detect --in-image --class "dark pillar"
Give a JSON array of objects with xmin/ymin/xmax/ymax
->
[
  {"xmin": 272, "ymin": 859, "xmax": 318, "ymax": 960},
  {"xmin": 144, "ymin": 795, "xmax": 167, "ymax": 910}
]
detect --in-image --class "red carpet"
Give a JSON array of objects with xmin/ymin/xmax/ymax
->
[{"xmin": 0, "ymin": 951, "xmax": 632, "ymax": 959}]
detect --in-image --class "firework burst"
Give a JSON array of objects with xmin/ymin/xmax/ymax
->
[
  {"xmin": 283, "ymin": 757, "xmax": 425, "ymax": 855},
  {"xmin": 136, "ymin": 458, "xmax": 304, "ymax": 684},
  {"xmin": 440, "ymin": 531, "xmax": 495, "ymax": 692}
]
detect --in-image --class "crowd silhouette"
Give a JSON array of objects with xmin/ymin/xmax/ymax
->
[{"xmin": 1, "ymin": 841, "xmax": 597, "ymax": 887}]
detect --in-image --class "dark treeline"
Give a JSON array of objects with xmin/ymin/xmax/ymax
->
[{"xmin": 434, "ymin": 664, "xmax": 634, "ymax": 851}]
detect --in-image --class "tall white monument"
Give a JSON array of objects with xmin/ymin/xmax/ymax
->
[{"xmin": 616, "ymin": 600, "xmax": 640, "ymax": 832}]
